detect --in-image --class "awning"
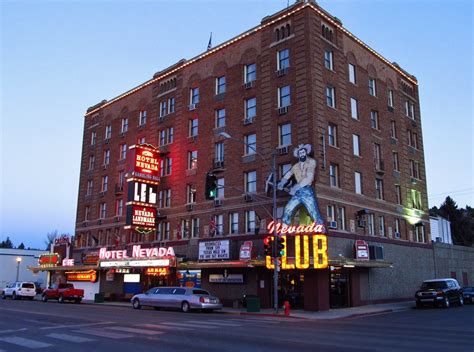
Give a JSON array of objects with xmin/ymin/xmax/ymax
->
[
  {"xmin": 178, "ymin": 260, "xmax": 265, "ymax": 269},
  {"xmin": 28, "ymin": 265, "xmax": 98, "ymax": 273},
  {"xmin": 328, "ymin": 259, "xmax": 393, "ymax": 268}
]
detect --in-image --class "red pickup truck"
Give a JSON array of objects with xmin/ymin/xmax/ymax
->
[{"xmin": 42, "ymin": 283, "xmax": 84, "ymax": 303}]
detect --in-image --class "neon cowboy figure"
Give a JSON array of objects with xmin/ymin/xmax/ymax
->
[{"xmin": 277, "ymin": 144, "xmax": 324, "ymax": 225}]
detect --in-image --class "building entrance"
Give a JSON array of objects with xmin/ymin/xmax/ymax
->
[
  {"xmin": 329, "ymin": 268, "xmax": 349, "ymax": 308},
  {"xmin": 280, "ymin": 271, "xmax": 304, "ymax": 309}
]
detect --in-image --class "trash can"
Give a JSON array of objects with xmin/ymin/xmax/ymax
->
[
  {"xmin": 94, "ymin": 293, "xmax": 104, "ymax": 303},
  {"xmin": 246, "ymin": 296, "xmax": 260, "ymax": 312}
]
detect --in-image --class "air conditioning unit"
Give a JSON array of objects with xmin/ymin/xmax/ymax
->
[
  {"xmin": 188, "ymin": 135, "xmax": 197, "ymax": 142},
  {"xmin": 186, "ymin": 203, "xmax": 194, "ymax": 211},
  {"xmin": 213, "ymin": 160, "xmax": 224, "ymax": 169},
  {"xmin": 102, "ymin": 164, "xmax": 108, "ymax": 170},
  {"xmin": 276, "ymin": 67, "xmax": 289, "ymax": 77},
  {"xmin": 244, "ymin": 81, "xmax": 255, "ymax": 89},
  {"xmin": 213, "ymin": 199, "xmax": 222, "ymax": 207},
  {"xmin": 244, "ymin": 194, "xmax": 253, "ymax": 202},
  {"xmin": 369, "ymin": 245, "xmax": 384, "ymax": 260},
  {"xmin": 99, "ymin": 191, "xmax": 106, "ymax": 197},
  {"xmin": 328, "ymin": 221, "xmax": 337, "ymax": 229},
  {"xmin": 277, "ymin": 145, "xmax": 289, "ymax": 155},
  {"xmin": 188, "ymin": 103, "xmax": 197, "ymax": 111},
  {"xmin": 357, "ymin": 219, "xmax": 366, "ymax": 228},
  {"xmin": 394, "ymin": 232, "xmax": 401, "ymax": 239},
  {"xmin": 98, "ymin": 219, "xmax": 103, "ymax": 225},
  {"xmin": 278, "ymin": 106, "xmax": 289, "ymax": 115},
  {"xmin": 243, "ymin": 117, "xmax": 254, "ymax": 125},
  {"xmin": 114, "ymin": 216, "xmax": 121, "ymax": 222}
]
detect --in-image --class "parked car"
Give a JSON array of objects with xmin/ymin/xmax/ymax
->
[
  {"xmin": 131, "ymin": 287, "xmax": 222, "ymax": 312},
  {"xmin": 415, "ymin": 278, "xmax": 464, "ymax": 308},
  {"xmin": 42, "ymin": 283, "xmax": 84, "ymax": 303},
  {"xmin": 1, "ymin": 282, "xmax": 36, "ymax": 300},
  {"xmin": 461, "ymin": 287, "xmax": 474, "ymax": 304}
]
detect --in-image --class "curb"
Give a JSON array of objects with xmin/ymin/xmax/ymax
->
[{"xmin": 338, "ymin": 309, "xmax": 394, "ymax": 320}]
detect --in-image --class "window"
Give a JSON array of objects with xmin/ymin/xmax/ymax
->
[
  {"xmin": 278, "ymin": 85, "xmax": 291, "ymax": 108},
  {"xmin": 215, "ymin": 108, "xmax": 226, "ymax": 128},
  {"xmin": 105, "ymin": 125, "xmax": 112, "ymax": 140},
  {"xmin": 229, "ymin": 213, "xmax": 239, "ymax": 234},
  {"xmin": 405, "ymin": 100, "xmax": 415, "ymax": 119},
  {"xmin": 353, "ymin": 134, "xmax": 360, "ymax": 156},
  {"xmin": 84, "ymin": 206, "xmax": 90, "ymax": 221},
  {"xmin": 215, "ymin": 215, "xmax": 224, "ymax": 236},
  {"xmin": 279, "ymin": 123, "xmax": 291, "ymax": 146},
  {"xmin": 186, "ymin": 184, "xmax": 196, "ymax": 204},
  {"xmin": 392, "ymin": 152, "xmax": 399, "ymax": 171},
  {"xmin": 119, "ymin": 144, "xmax": 127, "ymax": 160},
  {"xmin": 277, "ymin": 49, "xmax": 290, "ymax": 70},
  {"xmin": 390, "ymin": 120, "xmax": 397, "ymax": 139},
  {"xmin": 189, "ymin": 119, "xmax": 198, "ymax": 137},
  {"xmin": 86, "ymin": 180, "xmax": 93, "ymax": 196},
  {"xmin": 373, "ymin": 143, "xmax": 381, "ymax": 168},
  {"xmin": 410, "ymin": 160, "xmax": 420, "ymax": 179},
  {"xmin": 159, "ymin": 127, "xmax": 174, "ymax": 146},
  {"xmin": 190, "ymin": 87, "xmax": 200, "ymax": 105},
  {"xmin": 88, "ymin": 155, "xmax": 95, "ymax": 170},
  {"xmin": 99, "ymin": 203, "xmax": 107, "ymax": 219},
  {"xmin": 162, "ymin": 189, "xmax": 171, "ymax": 208},
  {"xmin": 181, "ymin": 219, "xmax": 190, "ymax": 239},
  {"xmin": 118, "ymin": 170, "xmax": 125, "ymax": 187},
  {"xmin": 395, "ymin": 185, "xmax": 402, "ymax": 205},
  {"xmin": 379, "ymin": 216, "xmax": 385, "ymax": 236},
  {"xmin": 367, "ymin": 213, "xmax": 375, "ymax": 235},
  {"xmin": 337, "ymin": 207, "xmax": 346, "ymax": 230},
  {"xmin": 164, "ymin": 222, "xmax": 170, "ymax": 240},
  {"xmin": 139, "ymin": 110, "xmax": 147, "ymax": 126},
  {"xmin": 375, "ymin": 179, "xmax": 384, "ymax": 200},
  {"xmin": 350, "ymin": 98, "xmax": 358, "ymax": 119},
  {"xmin": 216, "ymin": 76, "xmax": 226, "ymax": 95},
  {"xmin": 245, "ymin": 134, "xmax": 256, "ymax": 155},
  {"xmin": 101, "ymin": 176, "xmax": 108, "ymax": 192},
  {"xmin": 191, "ymin": 218, "xmax": 200, "ymax": 238},
  {"xmin": 321, "ymin": 24, "xmax": 333, "ymax": 41},
  {"xmin": 329, "ymin": 164, "xmax": 339, "ymax": 188},
  {"xmin": 414, "ymin": 224, "xmax": 425, "ymax": 243},
  {"xmin": 328, "ymin": 124, "xmax": 338, "ymax": 147},
  {"xmin": 168, "ymin": 97, "xmax": 175, "ymax": 113},
  {"xmin": 348, "ymin": 63, "xmax": 356, "ymax": 84},
  {"xmin": 91, "ymin": 131, "xmax": 96, "ymax": 146},
  {"xmin": 116, "ymin": 199, "xmax": 123, "ymax": 216},
  {"xmin": 215, "ymin": 142, "xmax": 224, "ymax": 162},
  {"xmin": 369, "ymin": 78, "xmax": 377, "ymax": 96},
  {"xmin": 327, "ymin": 205, "xmax": 335, "ymax": 222},
  {"xmin": 188, "ymin": 150, "xmax": 198, "ymax": 170},
  {"xmin": 326, "ymin": 86, "xmax": 335, "ymax": 108},
  {"xmin": 409, "ymin": 131, "xmax": 418, "ymax": 149},
  {"xmin": 121, "ymin": 118, "xmax": 128, "ymax": 133},
  {"xmin": 245, "ymin": 98, "xmax": 257, "ymax": 119},
  {"xmin": 245, "ymin": 210, "xmax": 256, "ymax": 233},
  {"xmin": 217, "ymin": 178, "xmax": 225, "ymax": 198},
  {"xmin": 244, "ymin": 63, "xmax": 256, "ymax": 83},
  {"xmin": 388, "ymin": 90, "xmax": 394, "ymax": 107},
  {"xmin": 138, "ymin": 136, "xmax": 145, "ymax": 145},
  {"xmin": 411, "ymin": 189, "xmax": 422, "ymax": 210},
  {"xmin": 355, "ymin": 172, "xmax": 362, "ymax": 194},
  {"xmin": 159, "ymin": 101, "xmax": 167, "ymax": 117},
  {"xmin": 245, "ymin": 171, "xmax": 257, "ymax": 193},
  {"xmin": 103, "ymin": 150, "xmax": 110, "ymax": 166},
  {"xmin": 324, "ymin": 51, "xmax": 333, "ymax": 70},
  {"xmin": 370, "ymin": 110, "xmax": 379, "ymax": 129},
  {"xmin": 279, "ymin": 163, "xmax": 292, "ymax": 178},
  {"xmin": 161, "ymin": 157, "xmax": 172, "ymax": 176},
  {"xmin": 394, "ymin": 219, "xmax": 401, "ymax": 237}
]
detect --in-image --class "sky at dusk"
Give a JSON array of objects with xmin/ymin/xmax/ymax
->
[{"xmin": 1, "ymin": 0, "xmax": 473, "ymax": 249}]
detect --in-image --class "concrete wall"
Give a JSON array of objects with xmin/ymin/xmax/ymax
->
[
  {"xmin": 433, "ymin": 243, "xmax": 474, "ymax": 285},
  {"xmin": 0, "ymin": 249, "xmax": 48, "ymax": 289}
]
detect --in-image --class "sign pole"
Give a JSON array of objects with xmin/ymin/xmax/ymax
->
[{"xmin": 272, "ymin": 151, "xmax": 279, "ymax": 313}]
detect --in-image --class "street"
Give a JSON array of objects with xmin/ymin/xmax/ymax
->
[{"xmin": 0, "ymin": 300, "xmax": 472, "ymax": 352}]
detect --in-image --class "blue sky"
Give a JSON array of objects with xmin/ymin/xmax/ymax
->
[{"xmin": 1, "ymin": 0, "xmax": 472, "ymax": 249}]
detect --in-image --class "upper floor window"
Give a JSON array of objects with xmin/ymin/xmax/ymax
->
[
  {"xmin": 137, "ymin": 136, "xmax": 145, "ymax": 145},
  {"xmin": 329, "ymin": 163, "xmax": 339, "ymax": 188},
  {"xmin": 369, "ymin": 78, "xmax": 377, "ymax": 96},
  {"xmin": 190, "ymin": 87, "xmax": 199, "ymax": 106},
  {"xmin": 352, "ymin": 134, "xmax": 360, "ymax": 156},
  {"xmin": 348, "ymin": 64, "xmax": 356, "ymax": 84},
  {"xmin": 91, "ymin": 131, "xmax": 96, "ymax": 146},
  {"xmin": 245, "ymin": 210, "xmax": 256, "ymax": 233},
  {"xmin": 191, "ymin": 218, "xmax": 200, "ymax": 238},
  {"xmin": 375, "ymin": 178, "xmax": 384, "ymax": 200},
  {"xmin": 101, "ymin": 175, "xmax": 108, "ymax": 192},
  {"xmin": 216, "ymin": 178, "xmax": 225, "ymax": 199},
  {"xmin": 277, "ymin": 49, "xmax": 290, "ymax": 70},
  {"xmin": 105, "ymin": 125, "xmax": 112, "ymax": 140},
  {"xmin": 388, "ymin": 90, "xmax": 394, "ymax": 108},
  {"xmin": 275, "ymin": 23, "xmax": 291, "ymax": 41},
  {"xmin": 189, "ymin": 119, "xmax": 198, "ymax": 137},
  {"xmin": 411, "ymin": 189, "xmax": 422, "ymax": 210},
  {"xmin": 321, "ymin": 24, "xmax": 333, "ymax": 42},
  {"xmin": 370, "ymin": 110, "xmax": 379, "ymax": 130},
  {"xmin": 119, "ymin": 144, "xmax": 127, "ymax": 160},
  {"xmin": 86, "ymin": 180, "xmax": 93, "ymax": 196},
  {"xmin": 229, "ymin": 212, "xmax": 239, "ymax": 234},
  {"xmin": 409, "ymin": 160, "xmax": 420, "ymax": 179},
  {"xmin": 278, "ymin": 85, "xmax": 291, "ymax": 108},
  {"xmin": 139, "ymin": 110, "xmax": 147, "ymax": 126},
  {"xmin": 186, "ymin": 184, "xmax": 197, "ymax": 204},
  {"xmin": 367, "ymin": 213, "xmax": 375, "ymax": 235},
  {"xmin": 244, "ymin": 63, "xmax": 256, "ymax": 83},
  {"xmin": 405, "ymin": 100, "xmax": 415, "ymax": 119},
  {"xmin": 245, "ymin": 171, "xmax": 257, "ymax": 193},
  {"xmin": 161, "ymin": 157, "xmax": 172, "ymax": 176},
  {"xmin": 355, "ymin": 171, "xmax": 362, "ymax": 194},
  {"xmin": 215, "ymin": 215, "xmax": 224, "ymax": 236},
  {"xmin": 245, "ymin": 134, "xmax": 256, "ymax": 155},
  {"xmin": 328, "ymin": 123, "xmax": 338, "ymax": 147},
  {"xmin": 390, "ymin": 120, "xmax": 397, "ymax": 139},
  {"xmin": 395, "ymin": 185, "xmax": 402, "ymax": 205},
  {"xmin": 279, "ymin": 163, "xmax": 292, "ymax": 178},
  {"xmin": 324, "ymin": 51, "xmax": 333, "ymax": 70},
  {"xmin": 216, "ymin": 76, "xmax": 226, "ymax": 95},
  {"xmin": 378, "ymin": 216, "xmax": 385, "ymax": 236},
  {"xmin": 88, "ymin": 155, "xmax": 95, "ymax": 170},
  {"xmin": 168, "ymin": 97, "xmax": 175, "ymax": 113},
  {"xmin": 188, "ymin": 150, "xmax": 198, "ymax": 170},
  {"xmin": 350, "ymin": 98, "xmax": 358, "ymax": 119},
  {"xmin": 84, "ymin": 206, "xmax": 90, "ymax": 221},
  {"xmin": 159, "ymin": 127, "xmax": 174, "ymax": 146},
  {"xmin": 215, "ymin": 142, "xmax": 225, "ymax": 162},
  {"xmin": 393, "ymin": 152, "xmax": 399, "ymax": 171},
  {"xmin": 118, "ymin": 170, "xmax": 125, "ymax": 187},
  {"xmin": 99, "ymin": 203, "xmax": 107, "ymax": 219},
  {"xmin": 215, "ymin": 109, "xmax": 226, "ymax": 128},
  {"xmin": 121, "ymin": 118, "xmax": 128, "ymax": 133},
  {"xmin": 103, "ymin": 149, "xmax": 110, "ymax": 166},
  {"xmin": 279, "ymin": 123, "xmax": 291, "ymax": 146},
  {"xmin": 245, "ymin": 98, "xmax": 257, "ymax": 119},
  {"xmin": 326, "ymin": 86, "xmax": 335, "ymax": 108},
  {"xmin": 159, "ymin": 101, "xmax": 168, "ymax": 117},
  {"xmin": 116, "ymin": 199, "xmax": 123, "ymax": 216}
]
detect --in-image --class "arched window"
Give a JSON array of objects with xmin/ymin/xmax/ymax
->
[
  {"xmin": 281, "ymin": 26, "xmax": 286, "ymax": 39},
  {"xmin": 276, "ymin": 28, "xmax": 280, "ymax": 41},
  {"xmin": 286, "ymin": 24, "xmax": 291, "ymax": 36}
]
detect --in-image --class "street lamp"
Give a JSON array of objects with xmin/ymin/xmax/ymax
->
[
  {"xmin": 218, "ymin": 131, "xmax": 280, "ymax": 313},
  {"xmin": 16, "ymin": 257, "xmax": 22, "ymax": 282}
]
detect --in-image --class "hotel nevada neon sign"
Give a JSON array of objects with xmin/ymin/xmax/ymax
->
[
  {"xmin": 99, "ymin": 245, "xmax": 175, "ymax": 260},
  {"xmin": 265, "ymin": 221, "xmax": 328, "ymax": 270}
]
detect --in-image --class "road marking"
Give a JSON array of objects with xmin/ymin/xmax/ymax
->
[
  {"xmin": 161, "ymin": 322, "xmax": 216, "ymax": 329},
  {"xmin": 40, "ymin": 322, "xmax": 114, "ymax": 330},
  {"xmin": 0, "ymin": 336, "xmax": 52, "ymax": 349},
  {"xmin": 186, "ymin": 320, "xmax": 241, "ymax": 327},
  {"xmin": 105, "ymin": 326, "xmax": 164, "ymax": 335},
  {"xmin": 137, "ymin": 323, "xmax": 193, "ymax": 331},
  {"xmin": 0, "ymin": 328, "xmax": 28, "ymax": 334},
  {"xmin": 73, "ymin": 329, "xmax": 133, "ymax": 339},
  {"xmin": 46, "ymin": 333, "xmax": 95, "ymax": 343}
]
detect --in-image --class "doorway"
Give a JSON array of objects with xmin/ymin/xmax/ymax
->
[
  {"xmin": 280, "ymin": 271, "xmax": 304, "ymax": 309},
  {"xmin": 330, "ymin": 268, "xmax": 350, "ymax": 308}
]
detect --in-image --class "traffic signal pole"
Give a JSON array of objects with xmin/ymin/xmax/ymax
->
[{"xmin": 271, "ymin": 151, "xmax": 279, "ymax": 313}]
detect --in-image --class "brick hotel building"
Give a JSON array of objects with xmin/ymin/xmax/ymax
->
[{"xmin": 73, "ymin": 0, "xmax": 432, "ymax": 310}]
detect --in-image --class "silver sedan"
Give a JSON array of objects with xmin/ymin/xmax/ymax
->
[{"xmin": 131, "ymin": 287, "xmax": 222, "ymax": 312}]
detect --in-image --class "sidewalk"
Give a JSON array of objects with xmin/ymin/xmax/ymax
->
[{"xmin": 79, "ymin": 298, "xmax": 414, "ymax": 320}]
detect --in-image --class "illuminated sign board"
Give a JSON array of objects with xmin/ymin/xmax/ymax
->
[
  {"xmin": 128, "ymin": 181, "xmax": 158, "ymax": 205},
  {"xmin": 39, "ymin": 253, "xmax": 61, "ymax": 267},
  {"xmin": 66, "ymin": 270, "xmax": 97, "ymax": 283},
  {"xmin": 126, "ymin": 205, "xmax": 157, "ymax": 229},
  {"xmin": 99, "ymin": 245, "xmax": 175, "ymax": 260},
  {"xmin": 81, "ymin": 252, "xmax": 99, "ymax": 265},
  {"xmin": 355, "ymin": 240, "xmax": 369, "ymax": 260},
  {"xmin": 62, "ymin": 259, "xmax": 74, "ymax": 267},
  {"xmin": 267, "ymin": 221, "xmax": 326, "ymax": 235},
  {"xmin": 100, "ymin": 259, "xmax": 170, "ymax": 268},
  {"xmin": 198, "ymin": 240, "xmax": 229, "ymax": 260},
  {"xmin": 145, "ymin": 267, "xmax": 169, "ymax": 276},
  {"xmin": 130, "ymin": 144, "xmax": 160, "ymax": 182}
]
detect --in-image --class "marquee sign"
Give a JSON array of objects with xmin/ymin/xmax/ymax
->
[
  {"xmin": 198, "ymin": 240, "xmax": 230, "ymax": 260},
  {"xmin": 66, "ymin": 270, "xmax": 97, "ymax": 283},
  {"xmin": 128, "ymin": 181, "xmax": 158, "ymax": 205},
  {"xmin": 145, "ymin": 267, "xmax": 169, "ymax": 276},
  {"xmin": 99, "ymin": 245, "xmax": 175, "ymax": 260},
  {"xmin": 129, "ymin": 144, "xmax": 160, "ymax": 183},
  {"xmin": 39, "ymin": 253, "xmax": 61, "ymax": 267},
  {"xmin": 126, "ymin": 205, "xmax": 157, "ymax": 229}
]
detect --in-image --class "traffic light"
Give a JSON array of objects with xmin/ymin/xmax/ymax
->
[
  {"xmin": 263, "ymin": 236, "xmax": 274, "ymax": 257},
  {"xmin": 276, "ymin": 236, "xmax": 285, "ymax": 257},
  {"xmin": 205, "ymin": 172, "xmax": 218, "ymax": 200}
]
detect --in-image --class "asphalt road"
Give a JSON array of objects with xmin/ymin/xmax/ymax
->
[{"xmin": 0, "ymin": 299, "xmax": 472, "ymax": 352}]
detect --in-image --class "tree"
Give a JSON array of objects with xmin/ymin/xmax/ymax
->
[
  {"xmin": 44, "ymin": 230, "xmax": 58, "ymax": 251},
  {"xmin": 17, "ymin": 242, "xmax": 25, "ymax": 249},
  {"xmin": 0, "ymin": 236, "xmax": 14, "ymax": 248}
]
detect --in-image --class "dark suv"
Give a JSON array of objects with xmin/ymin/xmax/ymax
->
[{"xmin": 415, "ymin": 278, "xmax": 464, "ymax": 308}]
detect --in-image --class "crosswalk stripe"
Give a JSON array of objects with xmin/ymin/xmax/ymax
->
[
  {"xmin": 186, "ymin": 320, "xmax": 241, "ymax": 327},
  {"xmin": 161, "ymin": 322, "xmax": 216, "ymax": 329},
  {"xmin": 105, "ymin": 326, "xmax": 164, "ymax": 335},
  {"xmin": 0, "ymin": 336, "xmax": 52, "ymax": 349},
  {"xmin": 74, "ymin": 329, "xmax": 133, "ymax": 339},
  {"xmin": 230, "ymin": 317, "xmax": 280, "ymax": 323},
  {"xmin": 46, "ymin": 333, "xmax": 95, "ymax": 343},
  {"xmin": 137, "ymin": 323, "xmax": 193, "ymax": 331},
  {"xmin": 40, "ymin": 322, "xmax": 113, "ymax": 330}
]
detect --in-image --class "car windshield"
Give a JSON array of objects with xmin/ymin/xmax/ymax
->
[
  {"xmin": 145, "ymin": 288, "xmax": 156, "ymax": 295},
  {"xmin": 421, "ymin": 281, "xmax": 448, "ymax": 289},
  {"xmin": 22, "ymin": 283, "xmax": 35, "ymax": 289},
  {"xmin": 192, "ymin": 289, "xmax": 209, "ymax": 296}
]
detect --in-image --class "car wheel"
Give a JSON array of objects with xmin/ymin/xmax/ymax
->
[
  {"xmin": 29, "ymin": 296, "xmax": 34, "ymax": 301},
  {"xmin": 1, "ymin": 292, "xmax": 5, "ymax": 300},
  {"xmin": 75, "ymin": 298, "xmax": 82, "ymax": 304},
  {"xmin": 132, "ymin": 299, "xmax": 141, "ymax": 310},
  {"xmin": 58, "ymin": 295, "xmax": 65, "ymax": 303},
  {"xmin": 443, "ymin": 297, "xmax": 450, "ymax": 308},
  {"xmin": 42, "ymin": 295, "xmax": 48, "ymax": 303},
  {"xmin": 12, "ymin": 292, "xmax": 17, "ymax": 300},
  {"xmin": 181, "ymin": 301, "xmax": 190, "ymax": 313},
  {"xmin": 458, "ymin": 295, "xmax": 464, "ymax": 307}
]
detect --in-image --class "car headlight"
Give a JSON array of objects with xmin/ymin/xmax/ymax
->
[{"xmin": 416, "ymin": 292, "xmax": 422, "ymax": 297}]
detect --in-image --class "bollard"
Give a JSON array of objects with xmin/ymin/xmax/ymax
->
[{"xmin": 283, "ymin": 300, "xmax": 290, "ymax": 316}]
